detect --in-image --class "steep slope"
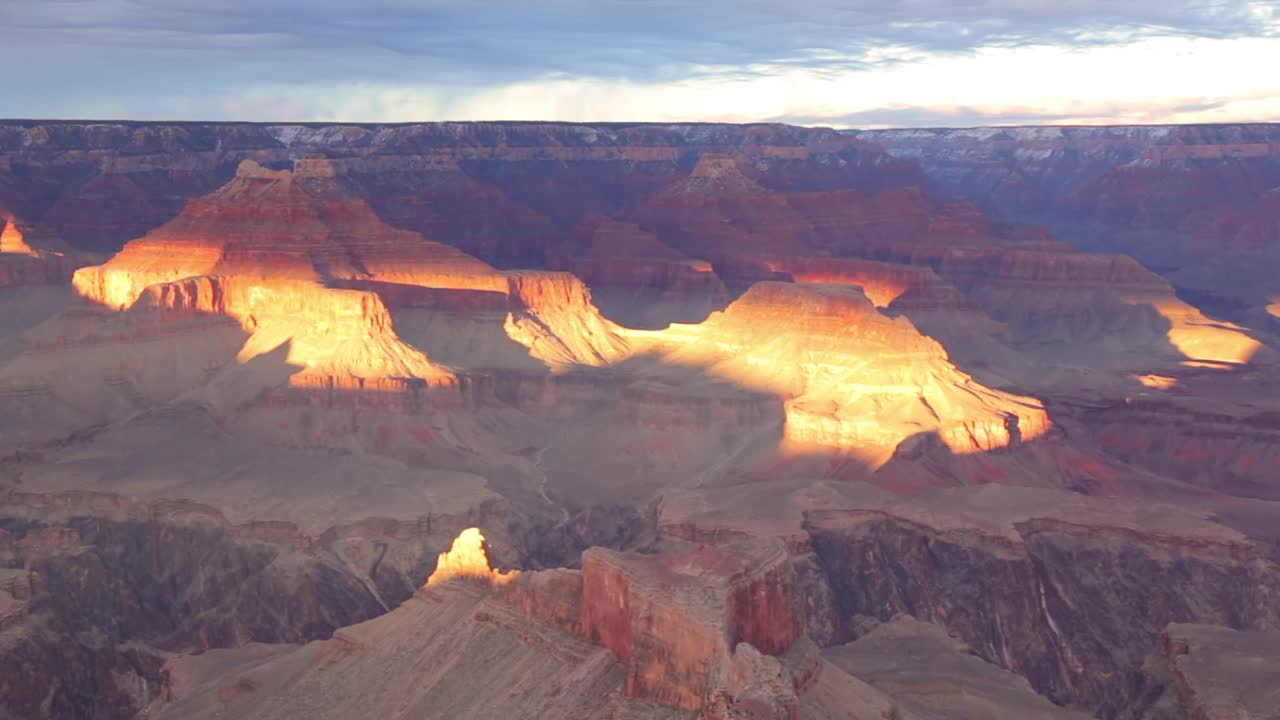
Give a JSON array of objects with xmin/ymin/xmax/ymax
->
[
  {"xmin": 854, "ymin": 124, "xmax": 1280, "ymax": 320},
  {"xmin": 631, "ymin": 281, "xmax": 1050, "ymax": 467},
  {"xmin": 0, "ymin": 208, "xmax": 90, "ymax": 289},
  {"xmin": 824, "ymin": 617, "xmax": 1092, "ymax": 720},
  {"xmin": 0, "ymin": 121, "xmax": 920, "ymax": 256},
  {"xmin": 1135, "ymin": 623, "xmax": 1280, "ymax": 719},
  {"xmin": 622, "ymin": 151, "xmax": 1260, "ymax": 372},
  {"xmin": 148, "ymin": 534, "xmax": 1003, "ymax": 720},
  {"xmin": 549, "ymin": 217, "xmax": 729, "ymax": 328},
  {"xmin": 806, "ymin": 485, "xmax": 1280, "ymax": 718}
]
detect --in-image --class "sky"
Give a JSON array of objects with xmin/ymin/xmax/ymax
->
[{"xmin": 2, "ymin": 0, "xmax": 1278, "ymax": 128}]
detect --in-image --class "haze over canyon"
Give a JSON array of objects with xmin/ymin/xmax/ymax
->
[{"xmin": 2, "ymin": 120, "xmax": 1280, "ymax": 720}]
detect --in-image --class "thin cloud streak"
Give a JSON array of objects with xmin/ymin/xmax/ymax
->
[{"xmin": 0, "ymin": 1, "xmax": 1277, "ymax": 124}]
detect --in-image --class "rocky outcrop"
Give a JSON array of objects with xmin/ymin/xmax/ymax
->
[
  {"xmin": 144, "ymin": 540, "xmax": 894, "ymax": 720},
  {"xmin": 805, "ymin": 486, "xmax": 1280, "ymax": 718},
  {"xmin": 0, "ymin": 486, "xmax": 521, "ymax": 720},
  {"xmin": 870, "ymin": 244, "xmax": 1261, "ymax": 365},
  {"xmin": 579, "ymin": 540, "xmax": 800, "ymax": 709},
  {"xmin": 632, "ymin": 281, "xmax": 1050, "ymax": 465},
  {"xmin": 625, "ymin": 153, "xmax": 815, "ymax": 259},
  {"xmin": 0, "ymin": 211, "xmax": 90, "ymax": 289},
  {"xmin": 824, "ymin": 617, "xmax": 1092, "ymax": 719},
  {"xmin": 425, "ymin": 527, "xmax": 518, "ymax": 587},
  {"xmin": 148, "ymin": 583, "xmax": 632, "ymax": 720},
  {"xmin": 1134, "ymin": 623, "xmax": 1280, "ymax": 719},
  {"xmin": 71, "ymin": 158, "xmax": 499, "ymax": 310}
]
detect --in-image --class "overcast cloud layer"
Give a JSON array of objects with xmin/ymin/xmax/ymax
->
[{"xmin": 2, "ymin": 0, "xmax": 1278, "ymax": 126}]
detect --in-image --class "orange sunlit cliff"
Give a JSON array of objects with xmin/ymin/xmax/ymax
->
[{"xmin": 425, "ymin": 528, "xmax": 517, "ymax": 587}]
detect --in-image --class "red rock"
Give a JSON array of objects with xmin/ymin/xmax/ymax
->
[
  {"xmin": 0, "ymin": 121, "xmax": 920, "ymax": 260},
  {"xmin": 635, "ymin": 281, "xmax": 1050, "ymax": 463},
  {"xmin": 1181, "ymin": 187, "xmax": 1280, "ymax": 255},
  {"xmin": 0, "ymin": 209, "xmax": 90, "ymax": 288},
  {"xmin": 625, "ymin": 153, "xmax": 814, "ymax": 258},
  {"xmin": 579, "ymin": 539, "xmax": 800, "ymax": 709},
  {"xmin": 550, "ymin": 217, "xmax": 729, "ymax": 327}
]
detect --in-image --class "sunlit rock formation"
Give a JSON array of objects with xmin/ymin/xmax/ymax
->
[
  {"xmin": 67, "ymin": 159, "xmax": 629, "ymax": 399},
  {"xmin": 632, "ymin": 281, "xmax": 1049, "ymax": 464},
  {"xmin": 424, "ymin": 527, "xmax": 517, "ymax": 587},
  {"xmin": 0, "ymin": 209, "xmax": 87, "ymax": 288},
  {"xmin": 903, "ymin": 246, "xmax": 1263, "ymax": 366},
  {"xmin": 72, "ymin": 159, "xmax": 501, "ymax": 310}
]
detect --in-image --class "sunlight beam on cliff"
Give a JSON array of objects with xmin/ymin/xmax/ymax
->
[
  {"xmin": 0, "ymin": 217, "xmax": 37, "ymax": 257},
  {"xmin": 425, "ymin": 527, "xmax": 518, "ymax": 588},
  {"xmin": 1141, "ymin": 298, "xmax": 1261, "ymax": 366}
]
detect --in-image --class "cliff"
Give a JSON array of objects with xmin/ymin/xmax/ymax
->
[
  {"xmin": 579, "ymin": 540, "xmax": 800, "ymax": 709},
  {"xmin": 805, "ymin": 485, "xmax": 1280, "ymax": 718},
  {"xmin": 0, "ymin": 121, "xmax": 919, "ymax": 257},
  {"xmin": 632, "ymin": 281, "xmax": 1050, "ymax": 464},
  {"xmin": 824, "ymin": 617, "xmax": 1092, "ymax": 720},
  {"xmin": 0, "ymin": 210, "xmax": 91, "ymax": 289},
  {"xmin": 550, "ymin": 217, "xmax": 730, "ymax": 328},
  {"xmin": 854, "ymin": 124, "xmax": 1280, "ymax": 319},
  {"xmin": 1136, "ymin": 623, "xmax": 1280, "ymax": 719}
]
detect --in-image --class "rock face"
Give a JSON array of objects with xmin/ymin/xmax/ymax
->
[
  {"xmin": 0, "ymin": 121, "xmax": 919, "ymax": 255},
  {"xmin": 883, "ymin": 245, "xmax": 1263, "ymax": 365},
  {"xmin": 0, "ymin": 210, "xmax": 90, "ymax": 289},
  {"xmin": 805, "ymin": 486, "xmax": 1280, "ymax": 718},
  {"xmin": 852, "ymin": 125, "xmax": 1280, "ymax": 227},
  {"xmin": 824, "ymin": 617, "xmax": 1092, "ymax": 720},
  {"xmin": 550, "ymin": 217, "xmax": 730, "ymax": 328},
  {"xmin": 147, "ymin": 540, "xmax": 943, "ymax": 720},
  {"xmin": 854, "ymin": 124, "xmax": 1280, "ymax": 320},
  {"xmin": 579, "ymin": 540, "xmax": 800, "ymax": 709},
  {"xmin": 1135, "ymin": 624, "xmax": 1280, "ymax": 719},
  {"xmin": 633, "ymin": 281, "xmax": 1050, "ymax": 465},
  {"xmin": 148, "ymin": 583, "xmax": 631, "ymax": 720}
]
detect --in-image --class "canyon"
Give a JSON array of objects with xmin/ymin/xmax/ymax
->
[{"xmin": 1, "ymin": 120, "xmax": 1280, "ymax": 719}]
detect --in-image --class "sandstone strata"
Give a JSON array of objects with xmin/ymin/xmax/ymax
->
[
  {"xmin": 824, "ymin": 617, "xmax": 1092, "ymax": 720},
  {"xmin": 580, "ymin": 540, "xmax": 799, "ymax": 709},
  {"xmin": 632, "ymin": 281, "xmax": 1050, "ymax": 464},
  {"xmin": 805, "ymin": 486, "xmax": 1280, "ymax": 717},
  {"xmin": 551, "ymin": 217, "xmax": 729, "ymax": 328},
  {"xmin": 855, "ymin": 124, "xmax": 1280, "ymax": 320}
]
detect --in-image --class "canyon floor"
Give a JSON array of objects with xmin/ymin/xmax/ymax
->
[{"xmin": 2, "ymin": 121, "xmax": 1280, "ymax": 720}]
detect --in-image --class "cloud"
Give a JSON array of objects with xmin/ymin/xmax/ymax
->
[{"xmin": 1, "ymin": 1, "xmax": 1277, "ymax": 123}]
